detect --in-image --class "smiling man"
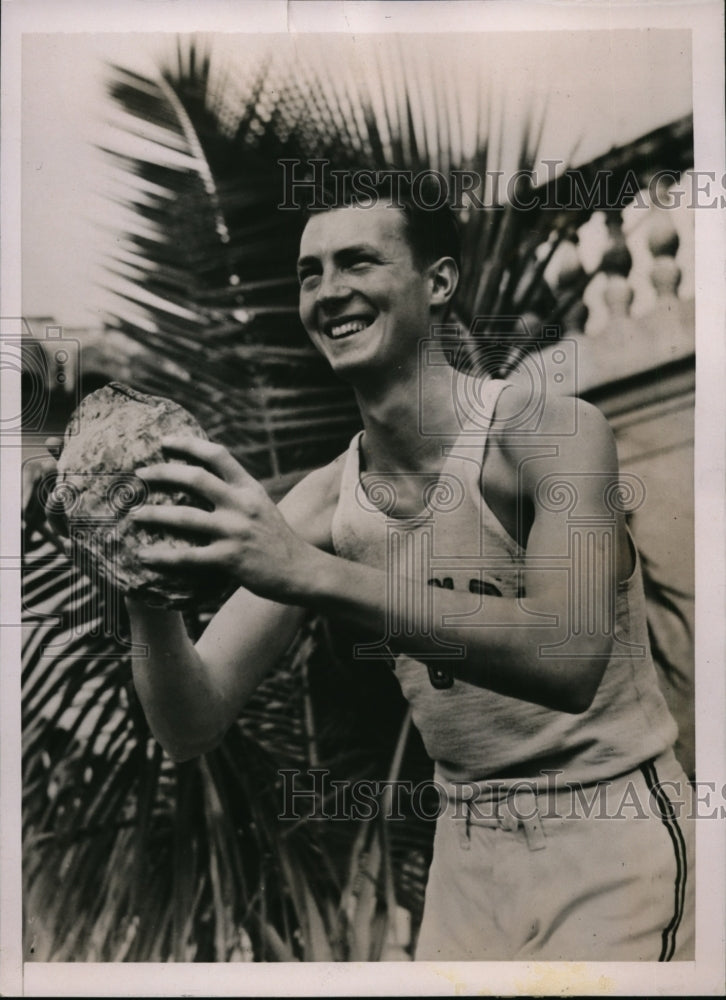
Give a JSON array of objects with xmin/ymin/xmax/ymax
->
[{"xmin": 104, "ymin": 178, "xmax": 694, "ymax": 962}]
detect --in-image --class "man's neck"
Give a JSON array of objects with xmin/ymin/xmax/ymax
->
[{"xmin": 353, "ymin": 361, "xmax": 460, "ymax": 473}]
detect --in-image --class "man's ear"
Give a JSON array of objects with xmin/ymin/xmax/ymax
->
[{"xmin": 427, "ymin": 257, "xmax": 459, "ymax": 308}]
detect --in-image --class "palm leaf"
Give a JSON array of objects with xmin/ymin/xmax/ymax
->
[{"xmin": 23, "ymin": 33, "xmax": 614, "ymax": 963}]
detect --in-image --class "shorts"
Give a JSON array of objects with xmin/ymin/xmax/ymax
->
[{"xmin": 415, "ymin": 750, "xmax": 695, "ymax": 962}]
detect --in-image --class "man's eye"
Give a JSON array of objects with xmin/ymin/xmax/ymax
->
[{"xmin": 298, "ymin": 272, "xmax": 319, "ymax": 285}]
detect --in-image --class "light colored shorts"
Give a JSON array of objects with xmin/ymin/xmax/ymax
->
[{"xmin": 415, "ymin": 750, "xmax": 695, "ymax": 962}]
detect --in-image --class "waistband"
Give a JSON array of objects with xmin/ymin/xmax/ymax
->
[
  {"xmin": 436, "ymin": 749, "xmax": 689, "ymax": 852},
  {"xmin": 434, "ymin": 748, "xmax": 685, "ymax": 807}
]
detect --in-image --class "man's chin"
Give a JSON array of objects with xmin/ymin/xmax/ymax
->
[
  {"xmin": 317, "ymin": 331, "xmax": 376, "ymax": 365},
  {"xmin": 322, "ymin": 344, "xmax": 384, "ymax": 381}
]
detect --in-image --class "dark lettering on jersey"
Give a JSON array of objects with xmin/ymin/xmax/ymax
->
[
  {"xmin": 428, "ymin": 576, "xmax": 503, "ymax": 597},
  {"xmin": 468, "ymin": 578, "xmax": 503, "ymax": 597}
]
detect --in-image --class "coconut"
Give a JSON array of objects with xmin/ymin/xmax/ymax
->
[{"xmin": 54, "ymin": 382, "xmax": 219, "ymax": 609}]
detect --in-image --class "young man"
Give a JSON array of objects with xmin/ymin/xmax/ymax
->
[{"xmin": 121, "ymin": 187, "xmax": 693, "ymax": 961}]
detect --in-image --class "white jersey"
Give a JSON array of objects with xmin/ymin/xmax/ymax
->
[{"xmin": 331, "ymin": 378, "xmax": 678, "ymax": 786}]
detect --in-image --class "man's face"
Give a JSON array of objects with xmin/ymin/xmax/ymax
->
[{"xmin": 297, "ymin": 204, "xmax": 433, "ymax": 380}]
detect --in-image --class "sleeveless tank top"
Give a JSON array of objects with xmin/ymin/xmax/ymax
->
[{"xmin": 331, "ymin": 377, "xmax": 678, "ymax": 786}]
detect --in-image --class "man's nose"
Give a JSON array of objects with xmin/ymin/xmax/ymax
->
[{"xmin": 316, "ymin": 267, "xmax": 351, "ymax": 305}]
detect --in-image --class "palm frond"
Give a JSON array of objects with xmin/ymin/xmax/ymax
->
[{"xmin": 23, "ymin": 33, "xmax": 601, "ymax": 963}]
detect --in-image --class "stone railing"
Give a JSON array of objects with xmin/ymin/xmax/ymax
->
[{"xmin": 512, "ymin": 191, "xmax": 696, "ymax": 777}]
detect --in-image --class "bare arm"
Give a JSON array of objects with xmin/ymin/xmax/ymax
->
[
  {"xmin": 127, "ymin": 454, "xmax": 338, "ymax": 761},
  {"xmin": 127, "ymin": 593, "xmax": 305, "ymax": 762},
  {"xmin": 293, "ymin": 396, "xmax": 624, "ymax": 712},
  {"xmin": 138, "ymin": 398, "xmax": 624, "ymax": 728}
]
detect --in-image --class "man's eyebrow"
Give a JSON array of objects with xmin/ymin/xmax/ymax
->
[
  {"xmin": 296, "ymin": 244, "xmax": 383, "ymax": 270},
  {"xmin": 336, "ymin": 243, "xmax": 382, "ymax": 258}
]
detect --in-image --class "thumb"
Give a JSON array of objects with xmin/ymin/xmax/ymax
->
[{"xmin": 45, "ymin": 436, "xmax": 63, "ymax": 461}]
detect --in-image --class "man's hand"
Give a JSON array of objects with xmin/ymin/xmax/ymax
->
[
  {"xmin": 26, "ymin": 436, "xmax": 72, "ymax": 556},
  {"xmin": 132, "ymin": 437, "xmax": 316, "ymax": 603}
]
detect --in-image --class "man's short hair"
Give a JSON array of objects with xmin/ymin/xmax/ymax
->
[{"xmin": 300, "ymin": 170, "xmax": 461, "ymax": 273}]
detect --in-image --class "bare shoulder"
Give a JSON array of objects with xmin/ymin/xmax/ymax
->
[
  {"xmin": 493, "ymin": 381, "xmax": 607, "ymax": 432},
  {"xmin": 491, "ymin": 381, "xmax": 633, "ymax": 578},
  {"xmin": 277, "ymin": 452, "xmax": 347, "ymax": 551},
  {"xmin": 491, "ymin": 382, "xmax": 618, "ymax": 487}
]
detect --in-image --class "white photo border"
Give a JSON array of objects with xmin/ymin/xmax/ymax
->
[{"xmin": 2, "ymin": 1, "xmax": 724, "ymax": 995}]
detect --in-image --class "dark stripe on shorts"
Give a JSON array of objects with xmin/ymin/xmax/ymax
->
[{"xmin": 640, "ymin": 758, "xmax": 688, "ymax": 961}]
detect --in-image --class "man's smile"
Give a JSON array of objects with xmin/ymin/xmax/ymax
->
[{"xmin": 322, "ymin": 314, "xmax": 376, "ymax": 339}]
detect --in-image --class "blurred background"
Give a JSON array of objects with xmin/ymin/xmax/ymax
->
[{"xmin": 21, "ymin": 30, "xmax": 695, "ymax": 962}]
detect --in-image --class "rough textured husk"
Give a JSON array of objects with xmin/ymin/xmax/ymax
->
[{"xmin": 55, "ymin": 382, "xmax": 220, "ymax": 609}]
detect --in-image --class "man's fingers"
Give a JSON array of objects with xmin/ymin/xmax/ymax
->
[
  {"xmin": 161, "ymin": 436, "xmax": 257, "ymax": 488},
  {"xmin": 130, "ymin": 504, "xmax": 219, "ymax": 536},
  {"xmin": 137, "ymin": 462, "xmax": 229, "ymax": 504},
  {"xmin": 45, "ymin": 436, "xmax": 63, "ymax": 460},
  {"xmin": 54, "ymin": 536, "xmax": 73, "ymax": 558},
  {"xmin": 137, "ymin": 540, "xmax": 223, "ymax": 567},
  {"xmin": 47, "ymin": 508, "xmax": 70, "ymax": 539}
]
